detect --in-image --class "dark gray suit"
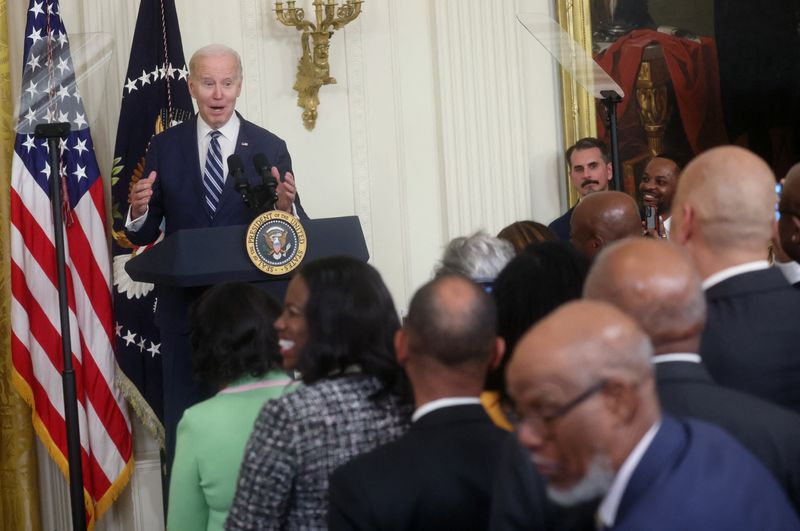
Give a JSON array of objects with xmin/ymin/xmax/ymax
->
[
  {"xmin": 655, "ymin": 357, "xmax": 800, "ymax": 512},
  {"xmin": 700, "ymin": 267, "xmax": 800, "ymax": 413},
  {"xmin": 328, "ymin": 404, "xmax": 506, "ymax": 531}
]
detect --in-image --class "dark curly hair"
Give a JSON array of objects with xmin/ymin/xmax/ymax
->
[
  {"xmin": 189, "ymin": 282, "xmax": 283, "ymax": 389},
  {"xmin": 294, "ymin": 256, "xmax": 408, "ymax": 399},
  {"xmin": 489, "ymin": 241, "xmax": 591, "ymax": 397}
]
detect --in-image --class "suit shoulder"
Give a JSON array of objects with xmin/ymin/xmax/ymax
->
[
  {"xmin": 240, "ymin": 117, "xmax": 287, "ymax": 145},
  {"xmin": 150, "ymin": 118, "xmax": 195, "ymax": 145}
]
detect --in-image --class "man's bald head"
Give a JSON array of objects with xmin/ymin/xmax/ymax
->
[
  {"xmin": 506, "ymin": 300, "xmax": 659, "ymax": 500},
  {"xmin": 671, "ymin": 146, "xmax": 776, "ymax": 256},
  {"xmin": 507, "ymin": 300, "xmax": 654, "ymax": 394},
  {"xmin": 778, "ymin": 163, "xmax": 800, "ymax": 263},
  {"xmin": 584, "ymin": 239, "xmax": 706, "ymax": 352},
  {"xmin": 570, "ymin": 191, "xmax": 642, "ymax": 258}
]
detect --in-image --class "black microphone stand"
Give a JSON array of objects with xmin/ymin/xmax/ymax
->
[
  {"xmin": 600, "ymin": 90, "xmax": 623, "ymax": 192},
  {"xmin": 35, "ymin": 122, "xmax": 87, "ymax": 531}
]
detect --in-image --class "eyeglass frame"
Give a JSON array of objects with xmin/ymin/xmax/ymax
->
[{"xmin": 517, "ymin": 378, "xmax": 608, "ymax": 437}]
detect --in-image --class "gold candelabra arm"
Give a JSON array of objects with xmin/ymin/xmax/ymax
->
[
  {"xmin": 331, "ymin": 0, "xmax": 363, "ymax": 30},
  {"xmin": 275, "ymin": 1, "xmax": 316, "ymax": 31}
]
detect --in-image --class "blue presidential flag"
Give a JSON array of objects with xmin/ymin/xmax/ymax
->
[{"xmin": 110, "ymin": 0, "xmax": 193, "ymax": 446}]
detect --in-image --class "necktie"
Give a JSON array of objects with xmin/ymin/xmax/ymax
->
[{"xmin": 203, "ymin": 130, "xmax": 224, "ymax": 216}]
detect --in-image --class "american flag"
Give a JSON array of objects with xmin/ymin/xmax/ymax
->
[{"xmin": 10, "ymin": 0, "xmax": 133, "ymax": 526}]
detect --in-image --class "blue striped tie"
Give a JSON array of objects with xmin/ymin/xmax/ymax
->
[{"xmin": 203, "ymin": 130, "xmax": 224, "ymax": 216}]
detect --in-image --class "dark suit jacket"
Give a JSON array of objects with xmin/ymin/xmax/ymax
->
[
  {"xmin": 612, "ymin": 415, "xmax": 799, "ymax": 530},
  {"xmin": 548, "ymin": 207, "xmax": 574, "ymax": 242},
  {"xmin": 328, "ymin": 404, "xmax": 507, "ymax": 531},
  {"xmin": 700, "ymin": 267, "xmax": 800, "ymax": 413},
  {"xmin": 655, "ymin": 358, "xmax": 800, "ymax": 512}
]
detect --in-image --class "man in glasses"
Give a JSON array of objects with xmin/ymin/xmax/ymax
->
[
  {"xmin": 585, "ymin": 238, "xmax": 800, "ymax": 512},
  {"xmin": 506, "ymin": 300, "xmax": 798, "ymax": 530}
]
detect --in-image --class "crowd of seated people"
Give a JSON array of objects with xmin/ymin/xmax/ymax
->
[{"xmin": 164, "ymin": 140, "xmax": 800, "ymax": 530}]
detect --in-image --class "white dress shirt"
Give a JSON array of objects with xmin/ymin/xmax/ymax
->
[
  {"xmin": 774, "ymin": 260, "xmax": 800, "ymax": 285},
  {"xmin": 411, "ymin": 397, "xmax": 481, "ymax": 423},
  {"xmin": 597, "ymin": 420, "xmax": 661, "ymax": 528}
]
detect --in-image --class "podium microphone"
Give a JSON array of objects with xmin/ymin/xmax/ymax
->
[
  {"xmin": 228, "ymin": 154, "xmax": 250, "ymax": 207},
  {"xmin": 253, "ymin": 153, "xmax": 278, "ymax": 209}
]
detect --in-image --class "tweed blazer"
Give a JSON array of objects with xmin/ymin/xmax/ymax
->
[{"xmin": 225, "ymin": 374, "xmax": 412, "ymax": 530}]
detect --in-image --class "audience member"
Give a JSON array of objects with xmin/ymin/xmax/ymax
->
[
  {"xmin": 639, "ymin": 152, "xmax": 685, "ymax": 238},
  {"xmin": 507, "ymin": 300, "xmax": 800, "ymax": 530},
  {"xmin": 497, "ymin": 220, "xmax": 557, "ymax": 254},
  {"xmin": 569, "ymin": 190, "xmax": 641, "ymax": 258},
  {"xmin": 225, "ymin": 257, "xmax": 412, "ymax": 530},
  {"xmin": 168, "ymin": 282, "xmax": 295, "ymax": 531},
  {"xmin": 549, "ymin": 137, "xmax": 613, "ymax": 241},
  {"xmin": 671, "ymin": 146, "xmax": 800, "ymax": 413},
  {"xmin": 328, "ymin": 275, "xmax": 506, "ymax": 530},
  {"xmin": 435, "ymin": 231, "xmax": 514, "ymax": 290},
  {"xmin": 585, "ymin": 238, "xmax": 800, "ymax": 511},
  {"xmin": 488, "ymin": 241, "xmax": 590, "ymax": 421},
  {"xmin": 777, "ymin": 163, "xmax": 800, "ymax": 283}
]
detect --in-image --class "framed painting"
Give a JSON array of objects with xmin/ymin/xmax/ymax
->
[{"xmin": 556, "ymin": 0, "xmax": 800, "ymax": 203}]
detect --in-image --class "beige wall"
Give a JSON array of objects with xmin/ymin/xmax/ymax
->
[{"xmin": 7, "ymin": 0, "xmax": 565, "ymax": 528}]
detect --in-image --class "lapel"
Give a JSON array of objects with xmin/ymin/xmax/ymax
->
[
  {"xmin": 216, "ymin": 114, "xmax": 254, "ymax": 216},
  {"xmin": 181, "ymin": 115, "xmax": 207, "ymax": 219},
  {"xmin": 615, "ymin": 416, "xmax": 687, "ymax": 526}
]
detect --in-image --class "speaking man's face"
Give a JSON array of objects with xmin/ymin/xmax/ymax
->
[{"xmin": 189, "ymin": 53, "xmax": 242, "ymax": 129}]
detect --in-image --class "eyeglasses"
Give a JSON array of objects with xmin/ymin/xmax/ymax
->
[{"xmin": 518, "ymin": 379, "xmax": 608, "ymax": 437}]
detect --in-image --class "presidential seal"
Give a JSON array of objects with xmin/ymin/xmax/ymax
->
[{"xmin": 245, "ymin": 210, "xmax": 307, "ymax": 275}]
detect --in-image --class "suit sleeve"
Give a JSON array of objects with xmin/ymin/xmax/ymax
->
[
  {"xmin": 225, "ymin": 397, "xmax": 299, "ymax": 530},
  {"xmin": 327, "ymin": 462, "xmax": 373, "ymax": 531},
  {"xmin": 125, "ymin": 136, "xmax": 165, "ymax": 245},
  {"xmin": 167, "ymin": 413, "xmax": 210, "ymax": 531},
  {"xmin": 271, "ymin": 138, "xmax": 309, "ymax": 220}
]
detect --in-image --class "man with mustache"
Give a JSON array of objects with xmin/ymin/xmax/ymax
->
[
  {"xmin": 507, "ymin": 300, "xmax": 799, "ymax": 530},
  {"xmin": 548, "ymin": 138, "xmax": 613, "ymax": 241},
  {"xmin": 639, "ymin": 153, "xmax": 683, "ymax": 238}
]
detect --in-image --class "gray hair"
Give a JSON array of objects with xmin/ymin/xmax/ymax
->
[
  {"xmin": 189, "ymin": 44, "xmax": 243, "ymax": 80},
  {"xmin": 435, "ymin": 231, "xmax": 515, "ymax": 282}
]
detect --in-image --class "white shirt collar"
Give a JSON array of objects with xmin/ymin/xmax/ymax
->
[
  {"xmin": 774, "ymin": 260, "xmax": 800, "ymax": 285},
  {"xmin": 662, "ymin": 216, "xmax": 671, "ymax": 238},
  {"xmin": 652, "ymin": 353, "xmax": 702, "ymax": 364},
  {"xmin": 702, "ymin": 260, "xmax": 770, "ymax": 290},
  {"xmin": 412, "ymin": 397, "xmax": 481, "ymax": 422},
  {"xmin": 196, "ymin": 112, "xmax": 240, "ymax": 142},
  {"xmin": 597, "ymin": 420, "xmax": 661, "ymax": 527}
]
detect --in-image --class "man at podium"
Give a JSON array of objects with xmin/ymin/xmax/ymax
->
[{"xmin": 124, "ymin": 43, "xmax": 306, "ymax": 474}]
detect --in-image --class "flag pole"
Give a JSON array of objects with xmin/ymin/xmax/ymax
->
[{"xmin": 35, "ymin": 121, "xmax": 87, "ymax": 531}]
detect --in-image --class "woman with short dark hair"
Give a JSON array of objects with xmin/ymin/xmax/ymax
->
[
  {"xmin": 168, "ymin": 282, "xmax": 295, "ymax": 531},
  {"xmin": 226, "ymin": 256, "xmax": 412, "ymax": 530}
]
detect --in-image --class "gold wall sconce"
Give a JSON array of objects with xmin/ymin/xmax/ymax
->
[{"xmin": 275, "ymin": 0, "xmax": 364, "ymax": 131}]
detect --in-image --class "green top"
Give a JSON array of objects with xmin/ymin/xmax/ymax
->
[{"xmin": 167, "ymin": 370, "xmax": 298, "ymax": 531}]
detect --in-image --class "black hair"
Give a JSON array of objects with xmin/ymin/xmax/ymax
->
[
  {"xmin": 566, "ymin": 137, "xmax": 611, "ymax": 168},
  {"xmin": 497, "ymin": 220, "xmax": 558, "ymax": 254},
  {"xmin": 294, "ymin": 256, "xmax": 408, "ymax": 399},
  {"xmin": 489, "ymin": 241, "xmax": 591, "ymax": 395},
  {"xmin": 652, "ymin": 152, "xmax": 690, "ymax": 173},
  {"xmin": 189, "ymin": 282, "xmax": 283, "ymax": 389}
]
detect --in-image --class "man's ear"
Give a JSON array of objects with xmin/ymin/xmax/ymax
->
[
  {"xmin": 602, "ymin": 378, "xmax": 640, "ymax": 425},
  {"xmin": 488, "ymin": 337, "xmax": 506, "ymax": 371},
  {"xmin": 394, "ymin": 329, "xmax": 409, "ymax": 366},
  {"xmin": 792, "ymin": 215, "xmax": 800, "ymax": 242},
  {"xmin": 673, "ymin": 203, "xmax": 694, "ymax": 245}
]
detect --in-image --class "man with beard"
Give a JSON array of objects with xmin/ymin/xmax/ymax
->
[
  {"xmin": 548, "ymin": 138, "xmax": 613, "ymax": 241},
  {"xmin": 506, "ymin": 300, "xmax": 799, "ymax": 530},
  {"xmin": 639, "ymin": 153, "xmax": 683, "ymax": 238}
]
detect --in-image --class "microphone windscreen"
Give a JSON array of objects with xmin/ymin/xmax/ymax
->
[
  {"xmin": 227, "ymin": 153, "xmax": 245, "ymax": 175},
  {"xmin": 253, "ymin": 153, "xmax": 271, "ymax": 173}
]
